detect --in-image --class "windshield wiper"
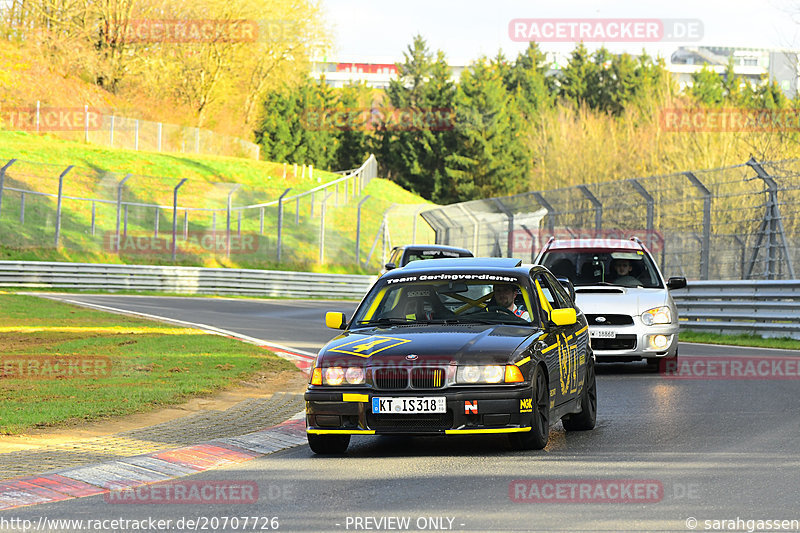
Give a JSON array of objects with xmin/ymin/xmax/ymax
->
[{"xmin": 354, "ymin": 317, "xmax": 420, "ymax": 326}]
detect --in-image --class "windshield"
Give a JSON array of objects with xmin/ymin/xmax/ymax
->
[
  {"xmin": 541, "ymin": 250, "xmax": 663, "ymax": 288},
  {"xmin": 351, "ymin": 277, "xmax": 534, "ymax": 326}
]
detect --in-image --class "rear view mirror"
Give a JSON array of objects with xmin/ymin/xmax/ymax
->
[
  {"xmin": 551, "ymin": 308, "xmax": 577, "ymax": 327},
  {"xmin": 556, "ymin": 277, "xmax": 576, "ymax": 303},
  {"xmin": 384, "ymin": 262, "xmax": 397, "ymax": 271},
  {"xmin": 325, "ymin": 311, "xmax": 348, "ymax": 330},
  {"xmin": 667, "ymin": 277, "xmax": 687, "ymax": 290}
]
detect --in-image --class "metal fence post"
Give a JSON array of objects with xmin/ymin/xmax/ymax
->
[
  {"xmin": 295, "ymin": 197, "xmax": 300, "ymax": 225},
  {"xmin": 277, "ymin": 188, "xmax": 291, "ymax": 263},
  {"xmin": 91, "ymin": 201, "xmax": 96, "ymax": 236},
  {"xmin": 578, "ymin": 185, "xmax": 602, "ymax": 233},
  {"xmin": 115, "ymin": 174, "xmax": 132, "ymax": 252},
  {"xmin": 355, "ymin": 195, "xmax": 371, "ymax": 265},
  {"xmin": 157, "ymin": 123, "xmax": 163, "ymax": 152},
  {"xmin": 19, "ymin": 193, "xmax": 25, "ymax": 224},
  {"xmin": 54, "ymin": 165, "xmax": 74, "ymax": 248},
  {"xmin": 172, "ymin": 178, "xmax": 188, "ymax": 262},
  {"xmin": 745, "ymin": 158, "xmax": 796, "ymax": 280},
  {"xmin": 319, "ymin": 191, "xmax": 333, "ymax": 264},
  {"xmin": 458, "ymin": 204, "xmax": 481, "ymax": 255},
  {"xmin": 684, "ymin": 172, "xmax": 711, "ymax": 280},
  {"xmin": 533, "ymin": 192, "xmax": 556, "ymax": 236},
  {"xmin": 183, "ymin": 210, "xmax": 188, "ymax": 239},
  {"xmin": 628, "ymin": 179, "xmax": 655, "ymax": 250},
  {"xmin": 154, "ymin": 207, "xmax": 160, "ymax": 237},
  {"xmin": 492, "ymin": 199, "xmax": 514, "ymax": 257},
  {"xmin": 0, "ymin": 159, "xmax": 18, "ymax": 221},
  {"xmin": 226, "ymin": 184, "xmax": 241, "ymax": 258}
]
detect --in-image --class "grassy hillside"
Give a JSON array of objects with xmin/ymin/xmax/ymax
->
[{"xmin": 0, "ymin": 132, "xmax": 435, "ymax": 274}]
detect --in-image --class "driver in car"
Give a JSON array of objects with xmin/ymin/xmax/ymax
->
[
  {"xmin": 611, "ymin": 258, "xmax": 640, "ymax": 287},
  {"xmin": 492, "ymin": 283, "xmax": 530, "ymax": 320}
]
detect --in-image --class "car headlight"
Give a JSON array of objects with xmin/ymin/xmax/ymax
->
[
  {"xmin": 322, "ymin": 366, "xmax": 365, "ymax": 385},
  {"xmin": 345, "ymin": 366, "xmax": 365, "ymax": 384},
  {"xmin": 641, "ymin": 306, "xmax": 672, "ymax": 325},
  {"xmin": 457, "ymin": 365, "xmax": 519, "ymax": 384},
  {"xmin": 324, "ymin": 367, "xmax": 345, "ymax": 385}
]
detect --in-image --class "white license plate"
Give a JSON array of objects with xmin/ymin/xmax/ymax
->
[
  {"xmin": 590, "ymin": 329, "xmax": 617, "ymax": 339},
  {"xmin": 371, "ymin": 397, "xmax": 446, "ymax": 414}
]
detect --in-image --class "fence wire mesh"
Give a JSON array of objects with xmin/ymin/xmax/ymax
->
[
  {"xmin": 0, "ymin": 155, "xmax": 430, "ymax": 272},
  {"xmin": 421, "ymin": 158, "xmax": 799, "ymax": 281}
]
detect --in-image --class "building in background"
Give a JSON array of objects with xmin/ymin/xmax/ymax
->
[
  {"xmin": 669, "ymin": 46, "xmax": 799, "ymax": 97},
  {"xmin": 312, "ymin": 47, "xmax": 800, "ymax": 98}
]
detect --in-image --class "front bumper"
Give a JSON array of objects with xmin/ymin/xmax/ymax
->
[
  {"xmin": 305, "ymin": 386, "xmax": 534, "ymax": 436},
  {"xmin": 590, "ymin": 324, "xmax": 679, "ymax": 361}
]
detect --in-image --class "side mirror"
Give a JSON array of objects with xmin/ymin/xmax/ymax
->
[
  {"xmin": 384, "ymin": 262, "xmax": 397, "ymax": 271},
  {"xmin": 550, "ymin": 308, "xmax": 577, "ymax": 327},
  {"xmin": 325, "ymin": 311, "xmax": 348, "ymax": 330},
  {"xmin": 667, "ymin": 277, "xmax": 687, "ymax": 290},
  {"xmin": 556, "ymin": 277, "xmax": 576, "ymax": 303}
]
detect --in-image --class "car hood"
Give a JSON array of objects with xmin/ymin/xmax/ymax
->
[
  {"xmin": 574, "ymin": 286, "xmax": 670, "ymax": 315},
  {"xmin": 318, "ymin": 324, "xmax": 537, "ymax": 366}
]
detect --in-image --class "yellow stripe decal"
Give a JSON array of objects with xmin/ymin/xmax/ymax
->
[
  {"xmin": 342, "ymin": 393, "xmax": 369, "ymax": 403},
  {"xmin": 445, "ymin": 427, "xmax": 532, "ymax": 435},
  {"xmin": 515, "ymin": 356, "xmax": 531, "ymax": 367},
  {"xmin": 542, "ymin": 344, "xmax": 558, "ymax": 354},
  {"xmin": 576, "ymin": 325, "xmax": 588, "ymax": 336},
  {"xmin": 307, "ymin": 429, "xmax": 376, "ymax": 435}
]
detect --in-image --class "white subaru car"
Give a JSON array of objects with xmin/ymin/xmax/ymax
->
[{"xmin": 535, "ymin": 238, "xmax": 686, "ymax": 370}]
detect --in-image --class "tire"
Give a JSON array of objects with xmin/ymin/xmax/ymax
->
[
  {"xmin": 307, "ymin": 433, "xmax": 350, "ymax": 454},
  {"xmin": 510, "ymin": 365, "xmax": 550, "ymax": 450},
  {"xmin": 562, "ymin": 355, "xmax": 597, "ymax": 431}
]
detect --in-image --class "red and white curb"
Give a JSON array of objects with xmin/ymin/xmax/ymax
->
[
  {"xmin": 0, "ymin": 413, "xmax": 307, "ymax": 511},
  {"xmin": 0, "ymin": 295, "xmax": 318, "ymax": 511}
]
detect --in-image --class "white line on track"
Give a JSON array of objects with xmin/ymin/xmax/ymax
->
[{"xmin": 41, "ymin": 295, "xmax": 317, "ymax": 362}]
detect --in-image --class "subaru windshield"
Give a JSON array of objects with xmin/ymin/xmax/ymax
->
[{"xmin": 541, "ymin": 250, "xmax": 663, "ymax": 289}]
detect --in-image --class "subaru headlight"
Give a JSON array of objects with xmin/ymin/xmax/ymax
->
[{"xmin": 641, "ymin": 306, "xmax": 672, "ymax": 325}]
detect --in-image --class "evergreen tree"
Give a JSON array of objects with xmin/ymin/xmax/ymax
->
[
  {"xmin": 377, "ymin": 35, "xmax": 456, "ymax": 200},
  {"xmin": 559, "ymin": 43, "xmax": 596, "ymax": 107},
  {"xmin": 506, "ymin": 42, "xmax": 552, "ymax": 117},
  {"xmin": 335, "ymin": 83, "xmax": 372, "ymax": 170},
  {"xmin": 442, "ymin": 59, "xmax": 528, "ymax": 203},
  {"xmin": 691, "ymin": 65, "xmax": 725, "ymax": 106}
]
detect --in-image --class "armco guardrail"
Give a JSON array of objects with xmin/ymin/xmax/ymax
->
[
  {"xmin": 673, "ymin": 280, "xmax": 800, "ymax": 340},
  {"xmin": 0, "ymin": 261, "xmax": 375, "ymax": 300}
]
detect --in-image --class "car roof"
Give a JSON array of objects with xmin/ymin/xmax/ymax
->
[
  {"xmin": 396, "ymin": 244, "xmax": 473, "ymax": 254},
  {"xmin": 400, "ymin": 257, "xmax": 521, "ymax": 270},
  {"xmin": 544, "ymin": 238, "xmax": 643, "ymax": 251}
]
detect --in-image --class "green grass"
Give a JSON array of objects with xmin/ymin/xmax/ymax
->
[
  {"xmin": 0, "ymin": 294, "xmax": 298, "ymax": 433},
  {"xmin": 680, "ymin": 330, "xmax": 800, "ymax": 351},
  {"xmin": 0, "ymin": 131, "xmax": 435, "ymax": 273}
]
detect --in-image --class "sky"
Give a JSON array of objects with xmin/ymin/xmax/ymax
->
[{"xmin": 318, "ymin": 0, "xmax": 800, "ymax": 65}]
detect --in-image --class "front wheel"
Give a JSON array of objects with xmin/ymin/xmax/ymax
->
[
  {"xmin": 307, "ymin": 433, "xmax": 350, "ymax": 454},
  {"xmin": 562, "ymin": 355, "xmax": 597, "ymax": 431},
  {"xmin": 510, "ymin": 365, "xmax": 549, "ymax": 450}
]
